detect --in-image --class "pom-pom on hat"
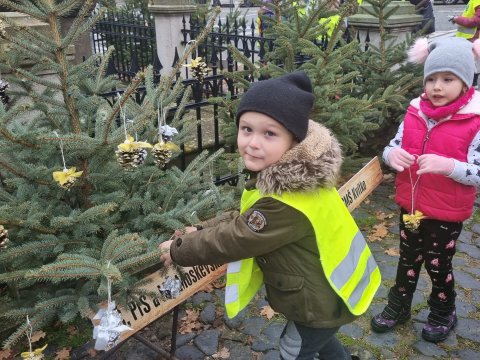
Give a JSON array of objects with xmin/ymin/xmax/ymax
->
[
  {"xmin": 236, "ymin": 71, "xmax": 315, "ymax": 141},
  {"xmin": 408, "ymin": 37, "xmax": 480, "ymax": 87}
]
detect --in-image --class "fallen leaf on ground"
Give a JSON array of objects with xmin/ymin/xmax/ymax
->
[
  {"xmin": 0, "ymin": 349, "xmax": 12, "ymax": 360},
  {"xmin": 383, "ymin": 173, "xmax": 394, "ymax": 181},
  {"xmin": 368, "ymin": 223, "xmax": 389, "ymax": 242},
  {"xmin": 30, "ymin": 330, "xmax": 46, "ymax": 343},
  {"xmin": 66, "ymin": 325, "xmax": 78, "ymax": 335},
  {"xmin": 179, "ymin": 309, "xmax": 203, "ymax": 334},
  {"xmin": 212, "ymin": 347, "xmax": 230, "ymax": 359},
  {"xmin": 260, "ymin": 305, "xmax": 277, "ymax": 320},
  {"xmin": 54, "ymin": 347, "xmax": 71, "ymax": 360},
  {"xmin": 385, "ymin": 247, "xmax": 400, "ymax": 257}
]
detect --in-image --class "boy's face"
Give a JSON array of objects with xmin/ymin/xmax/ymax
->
[
  {"xmin": 424, "ymin": 71, "xmax": 467, "ymax": 107},
  {"xmin": 237, "ymin": 112, "xmax": 297, "ymax": 172}
]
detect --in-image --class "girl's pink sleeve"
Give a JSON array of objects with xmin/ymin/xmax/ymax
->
[{"xmin": 456, "ymin": 6, "xmax": 480, "ymax": 27}]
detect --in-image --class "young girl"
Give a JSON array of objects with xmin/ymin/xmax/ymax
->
[
  {"xmin": 371, "ymin": 37, "xmax": 480, "ymax": 343},
  {"xmin": 160, "ymin": 71, "xmax": 380, "ymax": 359}
]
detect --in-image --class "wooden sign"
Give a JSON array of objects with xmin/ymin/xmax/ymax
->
[
  {"xmin": 92, "ymin": 156, "xmax": 383, "ymax": 344},
  {"xmin": 338, "ymin": 156, "xmax": 383, "ymax": 212}
]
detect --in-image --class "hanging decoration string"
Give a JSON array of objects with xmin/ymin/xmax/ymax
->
[
  {"xmin": 92, "ymin": 261, "xmax": 132, "ymax": 351},
  {"xmin": 117, "ymin": 92, "xmax": 128, "ymax": 142},
  {"xmin": 53, "ymin": 131, "xmax": 67, "ymax": 171},
  {"xmin": 20, "ymin": 316, "xmax": 47, "ymax": 359},
  {"xmin": 52, "ymin": 131, "xmax": 83, "ymax": 190},
  {"xmin": 403, "ymin": 155, "xmax": 425, "ymax": 231}
]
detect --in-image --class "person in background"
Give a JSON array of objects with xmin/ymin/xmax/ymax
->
[
  {"xmin": 410, "ymin": 0, "xmax": 435, "ymax": 35},
  {"xmin": 159, "ymin": 71, "xmax": 380, "ymax": 360},
  {"xmin": 451, "ymin": 0, "xmax": 480, "ymax": 85},
  {"xmin": 371, "ymin": 37, "xmax": 480, "ymax": 343}
]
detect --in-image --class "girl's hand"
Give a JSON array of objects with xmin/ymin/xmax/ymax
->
[
  {"xmin": 417, "ymin": 154, "xmax": 454, "ymax": 176},
  {"xmin": 388, "ymin": 148, "xmax": 416, "ymax": 172},
  {"xmin": 159, "ymin": 240, "xmax": 173, "ymax": 267}
]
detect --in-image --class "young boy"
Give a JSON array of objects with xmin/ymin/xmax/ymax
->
[{"xmin": 160, "ymin": 71, "xmax": 380, "ymax": 359}]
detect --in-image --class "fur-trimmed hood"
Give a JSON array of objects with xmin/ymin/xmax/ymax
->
[{"xmin": 254, "ymin": 120, "xmax": 342, "ymax": 195}]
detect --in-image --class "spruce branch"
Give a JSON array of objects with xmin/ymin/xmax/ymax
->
[
  {"xmin": 102, "ymin": 73, "xmax": 145, "ymax": 143},
  {"xmin": 0, "ymin": 0, "xmax": 49, "ymax": 21}
]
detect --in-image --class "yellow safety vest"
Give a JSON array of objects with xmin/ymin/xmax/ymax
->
[
  {"xmin": 456, "ymin": 0, "xmax": 480, "ymax": 39},
  {"xmin": 295, "ymin": 0, "xmax": 363, "ymax": 39},
  {"xmin": 225, "ymin": 187, "xmax": 381, "ymax": 318}
]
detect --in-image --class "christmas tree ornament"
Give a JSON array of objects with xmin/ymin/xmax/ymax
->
[
  {"xmin": 183, "ymin": 57, "xmax": 210, "ymax": 82},
  {"xmin": 115, "ymin": 97, "xmax": 152, "ymax": 170},
  {"xmin": 52, "ymin": 132, "xmax": 83, "ymax": 190},
  {"xmin": 152, "ymin": 141, "xmax": 179, "ymax": 168},
  {"xmin": 52, "ymin": 167, "xmax": 83, "ymax": 190},
  {"xmin": 0, "ymin": 78, "xmax": 10, "ymax": 105},
  {"xmin": 115, "ymin": 135, "xmax": 152, "ymax": 170},
  {"xmin": 152, "ymin": 107, "xmax": 179, "ymax": 168},
  {"xmin": 404, "ymin": 168, "xmax": 424, "ymax": 231},
  {"xmin": 21, "ymin": 316, "xmax": 47, "ymax": 360},
  {"xmin": 0, "ymin": 225, "xmax": 9, "ymax": 250},
  {"xmin": 403, "ymin": 210, "xmax": 426, "ymax": 231},
  {"xmin": 93, "ymin": 263, "xmax": 132, "ymax": 351}
]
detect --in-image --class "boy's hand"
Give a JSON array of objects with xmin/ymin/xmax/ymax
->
[
  {"xmin": 417, "ymin": 154, "xmax": 454, "ymax": 176},
  {"xmin": 159, "ymin": 240, "xmax": 173, "ymax": 267},
  {"xmin": 388, "ymin": 148, "xmax": 416, "ymax": 172}
]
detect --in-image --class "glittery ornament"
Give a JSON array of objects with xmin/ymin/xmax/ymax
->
[
  {"xmin": 115, "ymin": 135, "xmax": 152, "ymax": 170},
  {"xmin": 0, "ymin": 225, "xmax": 9, "ymax": 250}
]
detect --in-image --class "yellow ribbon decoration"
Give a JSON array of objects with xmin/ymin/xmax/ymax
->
[
  {"xmin": 403, "ymin": 210, "xmax": 426, "ymax": 231},
  {"xmin": 117, "ymin": 135, "xmax": 152, "ymax": 152},
  {"xmin": 183, "ymin": 57, "xmax": 203, "ymax": 68},
  {"xmin": 153, "ymin": 141, "xmax": 180, "ymax": 152},
  {"xmin": 21, "ymin": 344, "xmax": 48, "ymax": 359},
  {"xmin": 52, "ymin": 167, "xmax": 83, "ymax": 186}
]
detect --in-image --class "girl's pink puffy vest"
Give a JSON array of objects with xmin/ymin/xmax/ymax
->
[{"xmin": 396, "ymin": 106, "xmax": 480, "ymax": 222}]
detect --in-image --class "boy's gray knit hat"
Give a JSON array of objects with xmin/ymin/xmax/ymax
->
[
  {"xmin": 423, "ymin": 37, "xmax": 475, "ymax": 86},
  {"xmin": 236, "ymin": 71, "xmax": 314, "ymax": 141}
]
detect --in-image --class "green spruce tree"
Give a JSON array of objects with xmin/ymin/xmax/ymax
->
[
  {"xmin": 215, "ymin": 0, "xmax": 422, "ymax": 157},
  {"xmin": 0, "ymin": 0, "xmax": 233, "ymax": 347}
]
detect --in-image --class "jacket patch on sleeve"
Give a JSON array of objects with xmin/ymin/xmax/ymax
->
[{"xmin": 247, "ymin": 210, "xmax": 267, "ymax": 232}]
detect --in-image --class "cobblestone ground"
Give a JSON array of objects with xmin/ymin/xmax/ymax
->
[{"xmin": 76, "ymin": 176, "xmax": 480, "ymax": 360}]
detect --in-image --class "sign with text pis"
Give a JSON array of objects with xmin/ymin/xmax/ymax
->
[{"xmin": 92, "ymin": 156, "xmax": 383, "ymax": 345}]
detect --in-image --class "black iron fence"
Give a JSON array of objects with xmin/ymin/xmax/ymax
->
[
  {"xmin": 91, "ymin": 9, "xmax": 358, "ymax": 178},
  {"xmin": 92, "ymin": 8, "xmax": 159, "ymax": 81}
]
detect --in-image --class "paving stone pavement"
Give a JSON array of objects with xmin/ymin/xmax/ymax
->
[{"xmin": 79, "ymin": 177, "xmax": 479, "ymax": 360}]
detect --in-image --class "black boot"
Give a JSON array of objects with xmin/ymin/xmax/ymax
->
[
  {"xmin": 371, "ymin": 288, "xmax": 412, "ymax": 333},
  {"xmin": 422, "ymin": 296, "xmax": 457, "ymax": 343}
]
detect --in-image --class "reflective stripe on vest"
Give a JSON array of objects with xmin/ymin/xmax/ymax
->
[
  {"xmin": 456, "ymin": 0, "xmax": 480, "ymax": 39},
  {"xmin": 225, "ymin": 187, "xmax": 381, "ymax": 318}
]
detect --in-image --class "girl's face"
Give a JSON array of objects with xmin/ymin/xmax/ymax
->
[
  {"xmin": 424, "ymin": 72, "xmax": 467, "ymax": 107},
  {"xmin": 237, "ymin": 112, "xmax": 297, "ymax": 172}
]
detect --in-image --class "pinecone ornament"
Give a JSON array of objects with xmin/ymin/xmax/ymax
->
[
  {"xmin": 152, "ymin": 142, "xmax": 173, "ymax": 168},
  {"xmin": 115, "ymin": 135, "xmax": 152, "ymax": 170},
  {"xmin": 0, "ymin": 225, "xmax": 9, "ymax": 250},
  {"xmin": 116, "ymin": 148, "xmax": 148, "ymax": 170},
  {"xmin": 0, "ymin": 79, "xmax": 9, "ymax": 105},
  {"xmin": 184, "ymin": 57, "xmax": 209, "ymax": 82},
  {"xmin": 52, "ymin": 167, "xmax": 83, "ymax": 191}
]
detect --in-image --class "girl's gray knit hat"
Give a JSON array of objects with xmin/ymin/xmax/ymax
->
[
  {"xmin": 408, "ymin": 37, "xmax": 479, "ymax": 87},
  {"xmin": 236, "ymin": 71, "xmax": 314, "ymax": 141}
]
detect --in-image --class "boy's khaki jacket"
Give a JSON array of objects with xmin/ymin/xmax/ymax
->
[{"xmin": 171, "ymin": 121, "xmax": 357, "ymax": 328}]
